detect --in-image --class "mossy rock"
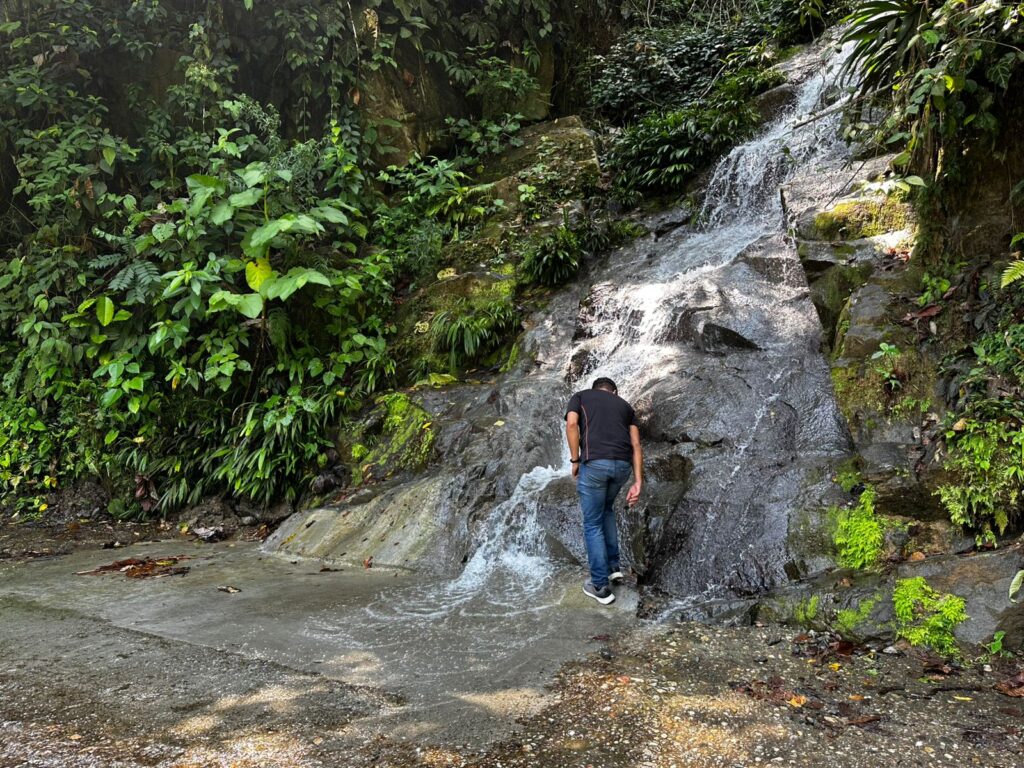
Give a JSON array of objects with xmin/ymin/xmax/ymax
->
[
  {"xmin": 831, "ymin": 282, "xmax": 901, "ymax": 360},
  {"xmin": 337, "ymin": 392, "xmax": 435, "ymax": 486},
  {"xmin": 391, "ymin": 271, "xmax": 517, "ymax": 380},
  {"xmin": 830, "ymin": 348, "xmax": 937, "ymax": 435},
  {"xmin": 755, "ymin": 569, "xmax": 896, "ymax": 644},
  {"xmin": 808, "ymin": 260, "xmax": 876, "ymax": 349},
  {"xmin": 475, "ymin": 116, "xmax": 600, "ymax": 200},
  {"xmin": 805, "ymin": 197, "xmax": 916, "ymax": 242},
  {"xmin": 441, "ymin": 235, "xmax": 507, "ymax": 273}
]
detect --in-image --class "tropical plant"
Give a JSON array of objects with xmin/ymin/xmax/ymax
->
[
  {"xmin": 893, "ymin": 576, "xmax": 968, "ymax": 657},
  {"xmin": 1002, "ymin": 234, "xmax": 1024, "ymax": 288},
  {"xmin": 833, "ymin": 486, "xmax": 884, "ymax": 569},
  {"xmin": 432, "ymin": 299, "xmax": 521, "ymax": 371},
  {"xmin": 841, "ymin": 0, "xmax": 1024, "ymax": 178},
  {"xmin": 609, "ymin": 81, "xmax": 761, "ymax": 194},
  {"xmin": 521, "ymin": 222, "xmax": 583, "ymax": 286}
]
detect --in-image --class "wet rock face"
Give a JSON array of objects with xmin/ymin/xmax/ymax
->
[{"xmin": 271, "ymin": 42, "xmax": 862, "ymax": 603}]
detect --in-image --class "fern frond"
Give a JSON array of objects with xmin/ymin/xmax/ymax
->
[
  {"xmin": 109, "ymin": 261, "xmax": 161, "ymax": 304},
  {"xmin": 88, "ymin": 251, "xmax": 130, "ymax": 271},
  {"xmin": 1001, "ymin": 259, "xmax": 1024, "ymax": 289}
]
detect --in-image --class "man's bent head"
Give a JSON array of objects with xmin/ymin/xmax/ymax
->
[{"xmin": 592, "ymin": 377, "xmax": 618, "ymax": 394}]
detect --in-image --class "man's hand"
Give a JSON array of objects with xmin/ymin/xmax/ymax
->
[
  {"xmin": 626, "ymin": 481, "xmax": 642, "ymax": 506},
  {"xmin": 571, "ymin": 462, "xmax": 580, "ymax": 480}
]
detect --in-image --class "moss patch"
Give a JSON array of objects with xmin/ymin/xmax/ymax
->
[
  {"xmin": 341, "ymin": 393, "xmax": 435, "ymax": 485},
  {"xmin": 810, "ymin": 262, "xmax": 875, "ymax": 346},
  {"xmin": 831, "ymin": 348, "xmax": 937, "ymax": 433},
  {"xmin": 835, "ymin": 594, "xmax": 881, "ymax": 638},
  {"xmin": 391, "ymin": 272, "xmax": 517, "ymax": 382},
  {"xmin": 833, "ymin": 487, "xmax": 884, "ymax": 569},
  {"xmin": 813, "ymin": 198, "xmax": 915, "ymax": 241},
  {"xmin": 794, "ymin": 595, "xmax": 821, "ymax": 626},
  {"xmin": 834, "ymin": 458, "xmax": 863, "ymax": 493}
]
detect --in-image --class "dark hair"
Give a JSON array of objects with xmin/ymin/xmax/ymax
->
[{"xmin": 592, "ymin": 377, "xmax": 618, "ymax": 393}]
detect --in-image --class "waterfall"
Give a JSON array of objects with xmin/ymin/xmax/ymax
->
[{"xmin": 440, "ymin": 41, "xmax": 855, "ymax": 601}]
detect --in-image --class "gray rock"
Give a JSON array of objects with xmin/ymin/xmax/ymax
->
[{"xmin": 899, "ymin": 546, "xmax": 1024, "ymax": 649}]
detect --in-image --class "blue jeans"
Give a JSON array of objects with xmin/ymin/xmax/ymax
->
[{"xmin": 577, "ymin": 459, "xmax": 632, "ymax": 589}]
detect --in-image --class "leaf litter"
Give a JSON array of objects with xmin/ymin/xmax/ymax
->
[{"xmin": 75, "ymin": 555, "xmax": 191, "ymax": 579}]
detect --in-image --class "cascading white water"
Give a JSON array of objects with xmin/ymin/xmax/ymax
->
[{"xmin": 426, "ymin": 41, "xmax": 855, "ymax": 603}]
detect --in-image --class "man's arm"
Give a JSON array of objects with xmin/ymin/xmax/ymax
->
[
  {"xmin": 566, "ymin": 411, "xmax": 581, "ymax": 478},
  {"xmin": 626, "ymin": 424, "xmax": 642, "ymax": 505}
]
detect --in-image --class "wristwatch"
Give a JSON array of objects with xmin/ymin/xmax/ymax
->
[{"xmin": 570, "ymin": 458, "xmax": 581, "ymax": 464}]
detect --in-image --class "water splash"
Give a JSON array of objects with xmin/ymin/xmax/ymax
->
[{"xmin": 446, "ymin": 463, "xmax": 565, "ymax": 596}]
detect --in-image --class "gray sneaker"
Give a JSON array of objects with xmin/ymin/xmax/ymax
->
[
  {"xmin": 583, "ymin": 579, "xmax": 615, "ymax": 605},
  {"xmin": 609, "ymin": 570, "xmax": 624, "ymax": 583}
]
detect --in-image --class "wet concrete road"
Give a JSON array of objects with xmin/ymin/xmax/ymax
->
[{"xmin": 0, "ymin": 541, "xmax": 637, "ymax": 766}]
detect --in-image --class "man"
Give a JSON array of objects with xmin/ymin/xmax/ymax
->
[{"xmin": 565, "ymin": 377, "xmax": 642, "ymax": 605}]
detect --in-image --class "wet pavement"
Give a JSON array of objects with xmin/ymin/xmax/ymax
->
[{"xmin": 0, "ymin": 540, "xmax": 637, "ymax": 766}]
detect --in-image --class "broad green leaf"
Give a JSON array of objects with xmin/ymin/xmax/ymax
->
[
  {"xmin": 239, "ymin": 166, "xmax": 266, "ymax": 188},
  {"xmin": 891, "ymin": 151, "xmax": 911, "ymax": 167},
  {"xmin": 229, "ymin": 187, "xmax": 264, "ymax": 208},
  {"xmin": 314, "ymin": 205, "xmax": 350, "ymax": 225},
  {"xmin": 245, "ymin": 257, "xmax": 273, "ymax": 291},
  {"xmin": 96, "ymin": 296, "xmax": 115, "ymax": 326},
  {"xmin": 104, "ymin": 429, "xmax": 119, "ymax": 446},
  {"xmin": 904, "ymin": 176, "xmax": 927, "ymax": 187},
  {"xmin": 102, "ymin": 147, "xmax": 116, "ymax": 168},
  {"xmin": 263, "ymin": 268, "xmax": 330, "ymax": 301},
  {"xmin": 1010, "ymin": 570, "xmax": 1024, "ymax": 603},
  {"xmin": 208, "ymin": 290, "xmax": 239, "ymax": 312},
  {"xmin": 188, "ymin": 187, "xmax": 216, "ymax": 216},
  {"xmin": 240, "ymin": 228, "xmax": 268, "ymax": 259},
  {"xmin": 248, "ymin": 219, "xmax": 288, "ymax": 249},
  {"xmin": 293, "ymin": 267, "xmax": 330, "ymax": 288},
  {"xmin": 186, "ymin": 174, "xmax": 224, "ymax": 191},
  {"xmin": 236, "ymin": 292, "xmax": 264, "ymax": 318},
  {"xmin": 290, "ymin": 214, "xmax": 322, "ymax": 235},
  {"xmin": 100, "ymin": 388, "xmax": 122, "ymax": 408},
  {"xmin": 152, "ymin": 221, "xmax": 175, "ymax": 242},
  {"xmin": 211, "ymin": 200, "xmax": 233, "ymax": 225}
]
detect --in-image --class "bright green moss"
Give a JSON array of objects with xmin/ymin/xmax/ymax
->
[
  {"xmin": 795, "ymin": 595, "xmax": 820, "ymax": 626},
  {"xmin": 355, "ymin": 393, "xmax": 435, "ymax": 483},
  {"xmin": 813, "ymin": 198, "xmax": 914, "ymax": 241},
  {"xmin": 835, "ymin": 594, "xmax": 880, "ymax": 637}
]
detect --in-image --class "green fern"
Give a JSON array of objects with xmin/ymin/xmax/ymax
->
[
  {"xmin": 1001, "ymin": 260, "xmax": 1024, "ymax": 288},
  {"xmin": 833, "ymin": 487, "xmax": 883, "ymax": 569},
  {"xmin": 109, "ymin": 261, "xmax": 161, "ymax": 304},
  {"xmin": 893, "ymin": 577, "xmax": 967, "ymax": 657}
]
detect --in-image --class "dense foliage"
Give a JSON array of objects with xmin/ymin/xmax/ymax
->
[
  {"xmin": 838, "ymin": 0, "xmax": 1024, "ymax": 540},
  {"xmin": 893, "ymin": 576, "xmax": 968, "ymax": 657},
  {"xmin": 591, "ymin": 0, "xmax": 850, "ymax": 198},
  {"xmin": 0, "ymin": 0, "xmax": 603, "ymax": 517}
]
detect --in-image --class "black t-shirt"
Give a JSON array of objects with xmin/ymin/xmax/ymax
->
[{"xmin": 564, "ymin": 388, "xmax": 638, "ymax": 463}]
